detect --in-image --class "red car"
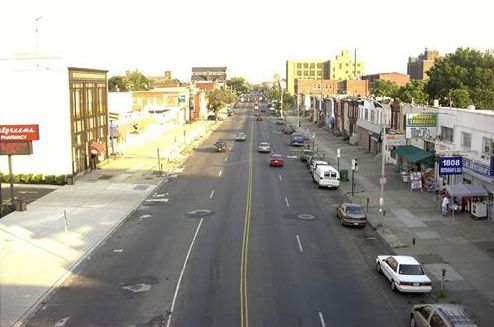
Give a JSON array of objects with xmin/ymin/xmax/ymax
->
[{"xmin": 269, "ymin": 154, "xmax": 284, "ymax": 167}]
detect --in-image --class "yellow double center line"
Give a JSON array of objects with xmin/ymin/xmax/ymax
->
[{"xmin": 240, "ymin": 119, "xmax": 254, "ymax": 327}]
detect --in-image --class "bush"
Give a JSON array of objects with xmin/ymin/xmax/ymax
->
[
  {"xmin": 32, "ymin": 174, "xmax": 44, "ymax": 184},
  {"xmin": 14, "ymin": 174, "xmax": 23, "ymax": 183},
  {"xmin": 24, "ymin": 174, "xmax": 33, "ymax": 183},
  {"xmin": 55, "ymin": 175, "xmax": 66, "ymax": 185},
  {"xmin": 44, "ymin": 175, "xmax": 57, "ymax": 184}
]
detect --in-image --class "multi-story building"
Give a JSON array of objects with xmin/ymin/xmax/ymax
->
[
  {"xmin": 191, "ymin": 67, "xmax": 227, "ymax": 89},
  {"xmin": 0, "ymin": 53, "xmax": 108, "ymax": 177},
  {"xmin": 295, "ymin": 79, "xmax": 338, "ymax": 96},
  {"xmin": 328, "ymin": 50, "xmax": 365, "ymax": 80},
  {"xmin": 338, "ymin": 80, "xmax": 369, "ymax": 97},
  {"xmin": 362, "ymin": 72, "xmax": 410, "ymax": 88},
  {"xmin": 286, "ymin": 60, "xmax": 327, "ymax": 94},
  {"xmin": 407, "ymin": 48, "xmax": 440, "ymax": 80}
]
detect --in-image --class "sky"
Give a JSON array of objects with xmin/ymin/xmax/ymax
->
[{"xmin": 0, "ymin": 0, "xmax": 493, "ymax": 83}]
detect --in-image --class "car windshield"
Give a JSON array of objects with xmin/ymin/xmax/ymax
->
[
  {"xmin": 399, "ymin": 264, "xmax": 424, "ymax": 275},
  {"xmin": 346, "ymin": 206, "xmax": 364, "ymax": 214},
  {"xmin": 259, "ymin": 143, "xmax": 269, "ymax": 147}
]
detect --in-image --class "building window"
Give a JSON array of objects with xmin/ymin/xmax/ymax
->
[
  {"xmin": 317, "ymin": 71, "xmax": 322, "ymax": 76},
  {"xmin": 310, "ymin": 63, "xmax": 315, "ymax": 68},
  {"xmin": 462, "ymin": 132, "xmax": 471, "ymax": 149},
  {"xmin": 371, "ymin": 110, "xmax": 375, "ymax": 123},
  {"xmin": 332, "ymin": 74, "xmax": 335, "ymax": 79},
  {"xmin": 297, "ymin": 70, "xmax": 302, "ymax": 76},
  {"xmin": 304, "ymin": 71, "xmax": 309, "ymax": 76},
  {"xmin": 332, "ymin": 67, "xmax": 335, "ymax": 72},
  {"xmin": 317, "ymin": 63, "xmax": 322, "ymax": 68},
  {"xmin": 339, "ymin": 63, "xmax": 342, "ymax": 69},
  {"xmin": 440, "ymin": 126, "xmax": 454, "ymax": 142},
  {"xmin": 310, "ymin": 71, "xmax": 315, "ymax": 76},
  {"xmin": 303, "ymin": 63, "xmax": 309, "ymax": 69},
  {"xmin": 483, "ymin": 137, "xmax": 494, "ymax": 155},
  {"xmin": 365, "ymin": 109, "xmax": 368, "ymax": 120},
  {"xmin": 297, "ymin": 63, "xmax": 302, "ymax": 68}
]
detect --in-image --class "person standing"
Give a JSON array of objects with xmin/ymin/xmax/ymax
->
[{"xmin": 442, "ymin": 196, "xmax": 449, "ymax": 216}]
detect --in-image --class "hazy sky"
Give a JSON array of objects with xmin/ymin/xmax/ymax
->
[{"xmin": 1, "ymin": 0, "xmax": 492, "ymax": 83}]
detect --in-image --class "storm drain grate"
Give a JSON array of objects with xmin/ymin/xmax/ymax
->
[{"xmin": 98, "ymin": 174, "xmax": 113, "ymax": 180}]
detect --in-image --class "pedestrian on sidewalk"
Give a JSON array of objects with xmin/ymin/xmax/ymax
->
[{"xmin": 441, "ymin": 195, "xmax": 449, "ymax": 216}]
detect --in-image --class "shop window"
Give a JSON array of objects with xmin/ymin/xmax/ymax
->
[{"xmin": 461, "ymin": 132, "xmax": 471, "ymax": 149}]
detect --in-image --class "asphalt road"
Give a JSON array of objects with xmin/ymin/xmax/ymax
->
[{"xmin": 25, "ymin": 104, "xmax": 427, "ymax": 327}]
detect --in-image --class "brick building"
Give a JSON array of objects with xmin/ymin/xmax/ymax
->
[
  {"xmin": 407, "ymin": 48, "xmax": 440, "ymax": 80},
  {"xmin": 362, "ymin": 72, "xmax": 410, "ymax": 87}
]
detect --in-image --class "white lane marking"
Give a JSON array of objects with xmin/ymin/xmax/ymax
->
[
  {"xmin": 209, "ymin": 189, "xmax": 215, "ymax": 199},
  {"xmin": 55, "ymin": 316, "xmax": 70, "ymax": 327},
  {"xmin": 154, "ymin": 193, "xmax": 166, "ymax": 197},
  {"xmin": 287, "ymin": 155, "xmax": 298, "ymax": 159},
  {"xmin": 166, "ymin": 217, "xmax": 204, "ymax": 327},
  {"xmin": 113, "ymin": 249, "xmax": 124, "ymax": 253},
  {"xmin": 218, "ymin": 169, "xmax": 223, "ymax": 177},
  {"xmin": 145, "ymin": 198, "xmax": 169, "ymax": 203},
  {"xmin": 319, "ymin": 312, "xmax": 327, "ymax": 327},
  {"xmin": 138, "ymin": 214, "xmax": 152, "ymax": 220},
  {"xmin": 296, "ymin": 235, "xmax": 304, "ymax": 252},
  {"xmin": 224, "ymin": 156, "xmax": 228, "ymax": 162},
  {"xmin": 285, "ymin": 197, "xmax": 290, "ymax": 207},
  {"xmin": 278, "ymin": 174, "xmax": 282, "ymax": 182}
]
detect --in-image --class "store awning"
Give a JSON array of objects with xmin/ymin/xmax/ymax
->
[
  {"xmin": 395, "ymin": 145, "xmax": 434, "ymax": 163},
  {"xmin": 445, "ymin": 183, "xmax": 488, "ymax": 198}
]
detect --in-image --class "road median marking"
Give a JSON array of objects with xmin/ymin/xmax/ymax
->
[{"xmin": 296, "ymin": 235, "xmax": 304, "ymax": 253}]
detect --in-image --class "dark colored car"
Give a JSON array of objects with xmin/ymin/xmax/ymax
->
[
  {"xmin": 306, "ymin": 154, "xmax": 325, "ymax": 169},
  {"xmin": 291, "ymin": 133, "xmax": 304, "ymax": 146},
  {"xmin": 336, "ymin": 203, "xmax": 367, "ymax": 227},
  {"xmin": 269, "ymin": 154, "xmax": 284, "ymax": 167},
  {"xmin": 282, "ymin": 125, "xmax": 295, "ymax": 134},
  {"xmin": 214, "ymin": 140, "xmax": 227, "ymax": 152},
  {"xmin": 300, "ymin": 149, "xmax": 315, "ymax": 162},
  {"xmin": 256, "ymin": 115, "xmax": 262, "ymax": 121}
]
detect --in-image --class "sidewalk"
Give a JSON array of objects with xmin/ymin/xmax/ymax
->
[
  {"xmin": 291, "ymin": 115, "xmax": 494, "ymax": 326},
  {"xmin": 0, "ymin": 119, "xmax": 219, "ymax": 327}
]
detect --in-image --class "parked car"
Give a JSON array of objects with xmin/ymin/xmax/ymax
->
[
  {"xmin": 214, "ymin": 140, "xmax": 227, "ymax": 152},
  {"xmin": 409, "ymin": 303, "xmax": 479, "ymax": 327},
  {"xmin": 257, "ymin": 142, "xmax": 271, "ymax": 153},
  {"xmin": 309, "ymin": 160, "xmax": 329, "ymax": 174},
  {"xmin": 336, "ymin": 203, "xmax": 366, "ymax": 226},
  {"xmin": 314, "ymin": 165, "xmax": 340, "ymax": 189},
  {"xmin": 269, "ymin": 154, "xmax": 284, "ymax": 167},
  {"xmin": 282, "ymin": 125, "xmax": 295, "ymax": 134},
  {"xmin": 300, "ymin": 149, "xmax": 314, "ymax": 162},
  {"xmin": 235, "ymin": 132, "xmax": 247, "ymax": 141},
  {"xmin": 306, "ymin": 154, "xmax": 325, "ymax": 169},
  {"xmin": 376, "ymin": 255, "xmax": 432, "ymax": 293},
  {"xmin": 276, "ymin": 117, "xmax": 285, "ymax": 125},
  {"xmin": 291, "ymin": 133, "xmax": 304, "ymax": 146}
]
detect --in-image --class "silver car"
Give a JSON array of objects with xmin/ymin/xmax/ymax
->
[
  {"xmin": 257, "ymin": 142, "xmax": 271, "ymax": 153},
  {"xmin": 409, "ymin": 303, "xmax": 479, "ymax": 327}
]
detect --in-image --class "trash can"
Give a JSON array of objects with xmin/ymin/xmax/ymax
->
[
  {"xmin": 339, "ymin": 169, "xmax": 349, "ymax": 182},
  {"xmin": 66, "ymin": 175, "xmax": 74, "ymax": 185},
  {"xmin": 15, "ymin": 198, "xmax": 27, "ymax": 211}
]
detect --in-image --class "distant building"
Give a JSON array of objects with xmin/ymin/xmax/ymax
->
[
  {"xmin": 362, "ymin": 72, "xmax": 410, "ymax": 88},
  {"xmin": 286, "ymin": 60, "xmax": 328, "ymax": 94},
  {"xmin": 191, "ymin": 67, "xmax": 227, "ymax": 89},
  {"xmin": 407, "ymin": 48, "xmax": 440, "ymax": 80},
  {"xmin": 295, "ymin": 79, "xmax": 338, "ymax": 96},
  {"xmin": 286, "ymin": 50, "xmax": 365, "ymax": 95},
  {"xmin": 148, "ymin": 70, "xmax": 181, "ymax": 88},
  {"xmin": 328, "ymin": 50, "xmax": 365, "ymax": 81}
]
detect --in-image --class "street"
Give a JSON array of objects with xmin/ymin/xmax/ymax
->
[{"xmin": 25, "ymin": 104, "xmax": 428, "ymax": 327}]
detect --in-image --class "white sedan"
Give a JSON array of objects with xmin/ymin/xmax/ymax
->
[
  {"xmin": 257, "ymin": 142, "xmax": 271, "ymax": 153},
  {"xmin": 375, "ymin": 255, "xmax": 432, "ymax": 293}
]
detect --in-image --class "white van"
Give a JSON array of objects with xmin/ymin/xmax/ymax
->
[{"xmin": 313, "ymin": 165, "xmax": 340, "ymax": 189}]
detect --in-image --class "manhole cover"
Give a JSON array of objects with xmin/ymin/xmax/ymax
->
[
  {"xmin": 99, "ymin": 175, "xmax": 113, "ymax": 180},
  {"xmin": 298, "ymin": 214, "xmax": 315, "ymax": 220}
]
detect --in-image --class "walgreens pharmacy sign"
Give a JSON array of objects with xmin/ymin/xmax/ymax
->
[{"xmin": 0, "ymin": 125, "xmax": 40, "ymax": 141}]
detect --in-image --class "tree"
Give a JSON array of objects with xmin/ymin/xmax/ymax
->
[
  {"xmin": 450, "ymin": 88, "xmax": 473, "ymax": 108},
  {"xmin": 371, "ymin": 80, "xmax": 400, "ymax": 98},
  {"xmin": 108, "ymin": 76, "xmax": 128, "ymax": 92},
  {"xmin": 396, "ymin": 80, "xmax": 428, "ymax": 105},
  {"xmin": 425, "ymin": 48, "xmax": 494, "ymax": 109},
  {"xmin": 206, "ymin": 89, "xmax": 237, "ymax": 120},
  {"xmin": 266, "ymin": 88, "xmax": 293, "ymax": 111},
  {"xmin": 226, "ymin": 77, "xmax": 251, "ymax": 94},
  {"xmin": 124, "ymin": 70, "xmax": 151, "ymax": 91}
]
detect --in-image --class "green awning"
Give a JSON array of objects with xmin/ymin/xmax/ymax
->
[{"xmin": 395, "ymin": 145, "xmax": 434, "ymax": 163}]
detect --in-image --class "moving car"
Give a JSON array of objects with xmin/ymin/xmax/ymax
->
[
  {"xmin": 291, "ymin": 133, "xmax": 304, "ymax": 146},
  {"xmin": 214, "ymin": 140, "xmax": 227, "ymax": 152},
  {"xmin": 282, "ymin": 125, "xmax": 295, "ymax": 134},
  {"xmin": 336, "ymin": 203, "xmax": 366, "ymax": 226},
  {"xmin": 257, "ymin": 142, "xmax": 271, "ymax": 153},
  {"xmin": 376, "ymin": 255, "xmax": 432, "ymax": 293},
  {"xmin": 235, "ymin": 132, "xmax": 247, "ymax": 141},
  {"xmin": 276, "ymin": 117, "xmax": 285, "ymax": 125},
  {"xmin": 269, "ymin": 154, "xmax": 284, "ymax": 167},
  {"xmin": 409, "ymin": 303, "xmax": 479, "ymax": 327}
]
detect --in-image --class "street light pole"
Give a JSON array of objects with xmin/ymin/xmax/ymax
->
[
  {"xmin": 377, "ymin": 100, "xmax": 387, "ymax": 217},
  {"xmin": 296, "ymin": 93, "xmax": 300, "ymax": 128}
]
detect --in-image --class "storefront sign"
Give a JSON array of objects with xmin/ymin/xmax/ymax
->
[
  {"xmin": 439, "ymin": 156, "xmax": 463, "ymax": 175},
  {"xmin": 410, "ymin": 172, "xmax": 422, "ymax": 190},
  {"xmin": 385, "ymin": 134, "xmax": 406, "ymax": 146},
  {"xmin": 463, "ymin": 157, "xmax": 494, "ymax": 177},
  {"xmin": 0, "ymin": 141, "xmax": 33, "ymax": 155},
  {"xmin": 0, "ymin": 124, "xmax": 40, "ymax": 141},
  {"xmin": 405, "ymin": 113, "xmax": 437, "ymax": 139}
]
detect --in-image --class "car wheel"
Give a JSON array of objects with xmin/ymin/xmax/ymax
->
[
  {"xmin": 390, "ymin": 279, "xmax": 397, "ymax": 292},
  {"xmin": 376, "ymin": 263, "xmax": 382, "ymax": 274},
  {"xmin": 409, "ymin": 316, "xmax": 416, "ymax": 327},
  {"xmin": 340, "ymin": 217, "xmax": 344, "ymax": 226}
]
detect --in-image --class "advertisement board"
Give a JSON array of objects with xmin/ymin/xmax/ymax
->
[
  {"xmin": 0, "ymin": 124, "xmax": 40, "ymax": 141},
  {"xmin": 405, "ymin": 113, "xmax": 437, "ymax": 139},
  {"xmin": 385, "ymin": 134, "xmax": 406, "ymax": 146},
  {"xmin": 439, "ymin": 156, "xmax": 463, "ymax": 175},
  {"xmin": 0, "ymin": 141, "xmax": 33, "ymax": 155}
]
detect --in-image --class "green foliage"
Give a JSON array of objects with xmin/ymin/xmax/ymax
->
[
  {"xmin": 108, "ymin": 76, "xmax": 129, "ymax": 92},
  {"xmin": 33, "ymin": 174, "xmax": 44, "ymax": 183},
  {"xmin": 55, "ymin": 175, "xmax": 66, "ymax": 185},
  {"xmin": 44, "ymin": 175, "xmax": 56, "ymax": 184},
  {"xmin": 24, "ymin": 174, "xmax": 33, "ymax": 183},
  {"xmin": 206, "ymin": 89, "xmax": 237, "ymax": 117},
  {"xmin": 450, "ymin": 88, "xmax": 473, "ymax": 108},
  {"xmin": 124, "ymin": 70, "xmax": 151, "ymax": 91},
  {"xmin": 425, "ymin": 48, "xmax": 494, "ymax": 109},
  {"xmin": 396, "ymin": 80, "xmax": 428, "ymax": 105},
  {"xmin": 226, "ymin": 77, "xmax": 251, "ymax": 94},
  {"xmin": 371, "ymin": 80, "xmax": 400, "ymax": 98}
]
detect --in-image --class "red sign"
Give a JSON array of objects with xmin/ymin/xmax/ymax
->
[
  {"xmin": 0, "ymin": 125, "xmax": 40, "ymax": 141},
  {"xmin": 0, "ymin": 141, "xmax": 33, "ymax": 155}
]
